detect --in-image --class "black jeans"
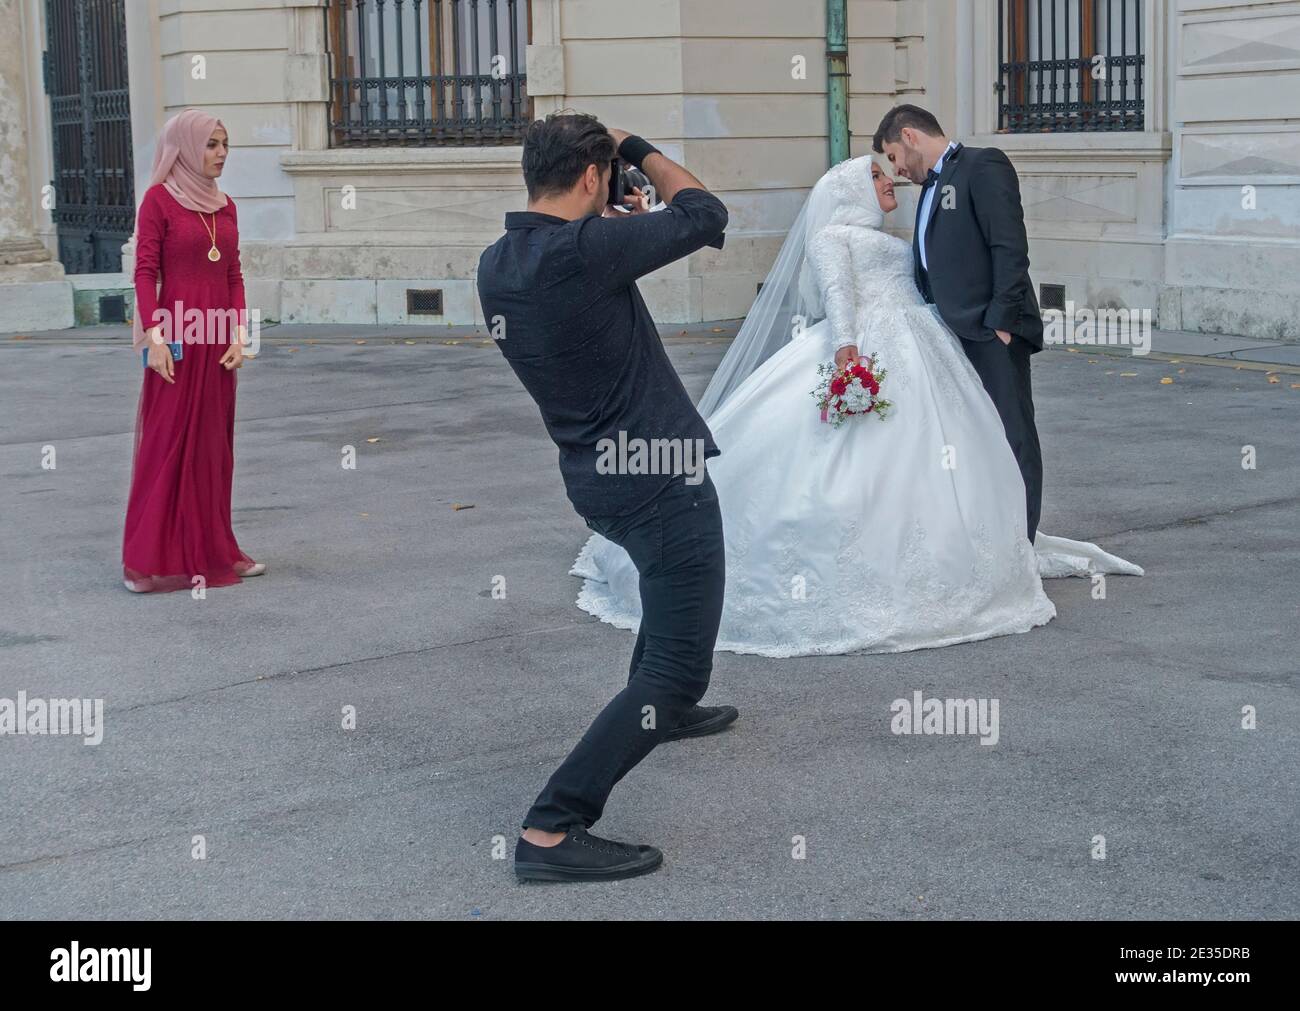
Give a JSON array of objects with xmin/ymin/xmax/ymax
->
[
  {"xmin": 523, "ymin": 470, "xmax": 726, "ymax": 832},
  {"xmin": 960, "ymin": 333, "xmax": 1043, "ymax": 541}
]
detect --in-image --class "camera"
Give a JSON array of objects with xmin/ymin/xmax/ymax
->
[{"xmin": 608, "ymin": 161, "xmax": 652, "ymax": 209}]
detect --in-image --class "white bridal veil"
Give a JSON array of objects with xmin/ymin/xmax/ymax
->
[{"xmin": 696, "ymin": 156, "xmax": 885, "ymax": 417}]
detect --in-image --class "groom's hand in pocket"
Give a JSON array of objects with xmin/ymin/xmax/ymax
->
[
  {"xmin": 835, "ymin": 345, "xmax": 859, "ymax": 370},
  {"xmin": 995, "ymin": 329, "xmax": 1012, "ymax": 346}
]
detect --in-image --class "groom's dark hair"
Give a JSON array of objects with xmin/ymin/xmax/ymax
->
[
  {"xmin": 872, "ymin": 104, "xmax": 945, "ymax": 152},
  {"xmin": 521, "ymin": 111, "xmax": 618, "ymax": 200}
]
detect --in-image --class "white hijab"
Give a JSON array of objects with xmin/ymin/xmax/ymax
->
[{"xmin": 698, "ymin": 156, "xmax": 885, "ymax": 418}]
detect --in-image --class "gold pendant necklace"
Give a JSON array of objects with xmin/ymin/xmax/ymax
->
[{"xmin": 198, "ymin": 210, "xmax": 221, "ymax": 262}]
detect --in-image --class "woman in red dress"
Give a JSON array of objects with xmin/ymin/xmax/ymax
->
[{"xmin": 123, "ymin": 108, "xmax": 264, "ymax": 593}]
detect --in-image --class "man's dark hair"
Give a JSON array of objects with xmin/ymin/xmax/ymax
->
[
  {"xmin": 872, "ymin": 104, "xmax": 945, "ymax": 153},
  {"xmin": 521, "ymin": 111, "xmax": 618, "ymax": 201}
]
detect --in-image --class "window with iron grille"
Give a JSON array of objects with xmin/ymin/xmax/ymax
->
[
  {"xmin": 997, "ymin": 0, "xmax": 1144, "ymax": 133},
  {"xmin": 325, "ymin": 0, "xmax": 531, "ymax": 146}
]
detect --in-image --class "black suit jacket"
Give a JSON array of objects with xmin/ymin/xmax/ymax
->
[{"xmin": 913, "ymin": 143, "xmax": 1043, "ymax": 349}]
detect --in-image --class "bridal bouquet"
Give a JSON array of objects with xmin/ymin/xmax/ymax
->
[{"xmin": 812, "ymin": 355, "xmax": 892, "ymax": 427}]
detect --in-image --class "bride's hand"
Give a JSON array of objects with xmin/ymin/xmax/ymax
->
[{"xmin": 834, "ymin": 345, "xmax": 859, "ymax": 370}]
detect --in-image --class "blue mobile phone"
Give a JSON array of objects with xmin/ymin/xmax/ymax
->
[{"xmin": 143, "ymin": 342, "xmax": 183, "ymax": 368}]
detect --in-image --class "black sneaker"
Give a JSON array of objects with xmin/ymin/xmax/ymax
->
[
  {"xmin": 664, "ymin": 704, "xmax": 739, "ymax": 742},
  {"xmin": 515, "ymin": 829, "xmax": 663, "ymax": 883}
]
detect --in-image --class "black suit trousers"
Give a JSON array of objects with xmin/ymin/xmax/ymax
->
[{"xmin": 959, "ymin": 334, "xmax": 1043, "ymax": 541}]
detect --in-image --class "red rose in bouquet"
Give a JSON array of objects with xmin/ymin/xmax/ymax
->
[{"xmin": 811, "ymin": 354, "xmax": 892, "ymax": 428}]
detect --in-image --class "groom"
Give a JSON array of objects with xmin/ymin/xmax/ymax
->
[
  {"xmin": 873, "ymin": 105, "xmax": 1044, "ymax": 540},
  {"xmin": 477, "ymin": 113, "xmax": 737, "ymax": 882}
]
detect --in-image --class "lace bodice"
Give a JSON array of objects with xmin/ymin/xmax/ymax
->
[{"xmin": 807, "ymin": 225, "xmax": 923, "ymax": 353}]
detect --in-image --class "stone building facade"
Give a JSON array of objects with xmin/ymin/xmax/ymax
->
[{"xmin": 1, "ymin": 0, "xmax": 1296, "ymax": 339}]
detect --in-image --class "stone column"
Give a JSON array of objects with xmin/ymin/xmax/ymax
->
[
  {"xmin": 119, "ymin": 0, "xmax": 161, "ymax": 278},
  {"xmin": 0, "ymin": 0, "xmax": 72, "ymax": 330}
]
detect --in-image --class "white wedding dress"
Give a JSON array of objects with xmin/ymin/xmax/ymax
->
[{"xmin": 571, "ymin": 156, "xmax": 1140, "ymax": 657}]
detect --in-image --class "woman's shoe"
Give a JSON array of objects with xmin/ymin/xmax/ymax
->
[
  {"xmin": 123, "ymin": 577, "xmax": 154, "ymax": 593},
  {"xmin": 235, "ymin": 561, "xmax": 267, "ymax": 577}
]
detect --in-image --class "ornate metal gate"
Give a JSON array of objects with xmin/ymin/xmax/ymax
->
[{"xmin": 44, "ymin": 0, "xmax": 134, "ymax": 274}]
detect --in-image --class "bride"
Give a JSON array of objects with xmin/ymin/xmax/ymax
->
[{"xmin": 571, "ymin": 154, "xmax": 1140, "ymax": 658}]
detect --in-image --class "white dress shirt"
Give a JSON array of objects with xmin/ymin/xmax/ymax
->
[{"xmin": 917, "ymin": 141, "xmax": 958, "ymax": 271}]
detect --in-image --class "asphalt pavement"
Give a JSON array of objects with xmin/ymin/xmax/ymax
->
[{"xmin": 1, "ymin": 322, "xmax": 1296, "ymax": 919}]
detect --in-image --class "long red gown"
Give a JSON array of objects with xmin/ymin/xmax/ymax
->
[{"xmin": 122, "ymin": 184, "xmax": 255, "ymax": 592}]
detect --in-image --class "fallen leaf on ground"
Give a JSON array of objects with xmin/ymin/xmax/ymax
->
[
  {"xmin": 366, "ymin": 437, "xmax": 381, "ymax": 443},
  {"xmin": 1266, "ymin": 374, "xmax": 1280, "ymax": 384},
  {"xmin": 1120, "ymin": 372, "xmax": 1138, "ymax": 377},
  {"xmin": 1160, "ymin": 377, "xmax": 1174, "ymax": 384},
  {"xmin": 355, "ymin": 339, "xmax": 367, "ymax": 345},
  {"xmin": 452, "ymin": 503, "xmax": 475, "ymax": 511},
  {"xmin": 11, "ymin": 335, "xmax": 30, "ymax": 341},
  {"xmin": 405, "ymin": 340, "xmax": 416, "ymax": 345}
]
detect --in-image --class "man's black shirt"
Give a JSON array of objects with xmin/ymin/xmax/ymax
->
[{"xmin": 477, "ymin": 188, "xmax": 729, "ymax": 518}]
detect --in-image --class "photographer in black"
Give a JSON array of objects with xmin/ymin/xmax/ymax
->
[{"xmin": 477, "ymin": 113, "xmax": 736, "ymax": 882}]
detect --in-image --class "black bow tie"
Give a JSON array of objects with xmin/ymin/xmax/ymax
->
[{"xmin": 921, "ymin": 168, "xmax": 940, "ymax": 190}]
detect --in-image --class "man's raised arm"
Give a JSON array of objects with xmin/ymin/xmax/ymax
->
[{"xmin": 577, "ymin": 130, "xmax": 728, "ymax": 291}]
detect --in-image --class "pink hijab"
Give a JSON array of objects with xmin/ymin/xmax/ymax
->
[{"xmin": 132, "ymin": 109, "xmax": 229, "ymax": 349}]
